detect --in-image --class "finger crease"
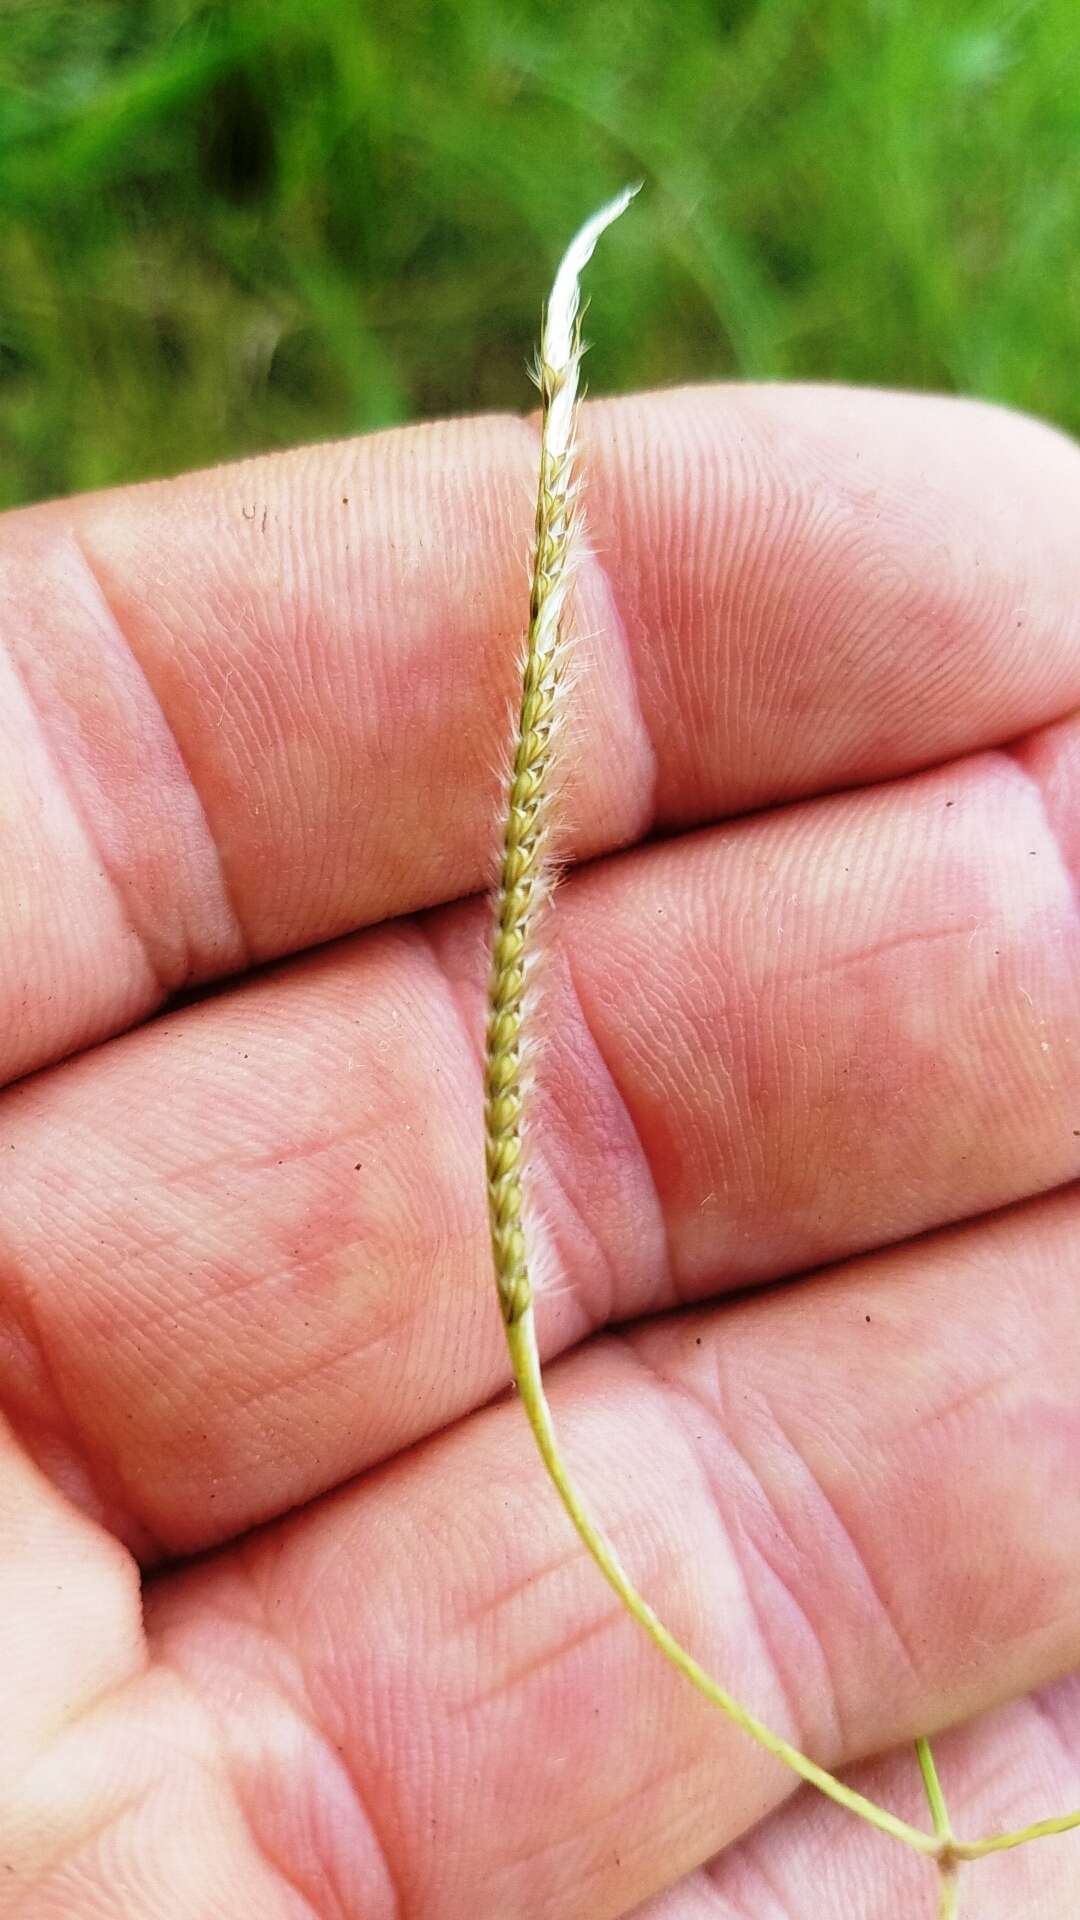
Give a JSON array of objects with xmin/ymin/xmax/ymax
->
[{"xmin": 69, "ymin": 528, "xmax": 251, "ymax": 992}]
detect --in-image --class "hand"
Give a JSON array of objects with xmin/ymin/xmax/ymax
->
[{"xmin": 2, "ymin": 385, "xmax": 1078, "ymax": 1919}]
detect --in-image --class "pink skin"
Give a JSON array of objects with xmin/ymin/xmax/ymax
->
[{"xmin": 1, "ymin": 385, "xmax": 1079, "ymax": 1918}]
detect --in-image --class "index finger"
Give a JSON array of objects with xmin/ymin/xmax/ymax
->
[{"xmin": 3, "ymin": 384, "xmax": 1078, "ymax": 1082}]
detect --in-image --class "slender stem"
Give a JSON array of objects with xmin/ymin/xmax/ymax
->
[
  {"xmin": 953, "ymin": 1805, "xmax": 1080, "ymax": 1860},
  {"xmin": 917, "ymin": 1737, "xmax": 953, "ymax": 1843},
  {"xmin": 937, "ymin": 1862, "xmax": 961, "ymax": 1920},
  {"xmin": 917, "ymin": 1739, "xmax": 962, "ymax": 1918}
]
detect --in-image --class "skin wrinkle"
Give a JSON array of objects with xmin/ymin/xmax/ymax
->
[
  {"xmin": 227, "ymin": 1820, "xmax": 329, "ymax": 1920},
  {"xmin": 425, "ymin": 897, "xmax": 658, "ymax": 1337},
  {"xmin": 454, "ymin": 1592, "xmax": 630, "ymax": 1719},
  {"xmin": 282, "ymin": 1493, "xmax": 391, "ymax": 1655},
  {"xmin": 624, "ymin": 769, "xmax": 1070, "ymax": 1265},
  {"xmin": 2, "ymin": 1785, "xmax": 156, "ymax": 1914},
  {"xmin": 944, "ymin": 1700, "xmax": 1072, "ymax": 1844},
  {"xmin": 718, "ymin": 1826, "xmax": 799, "ymax": 1920},
  {"xmin": 575, "ymin": 396, "xmax": 763, "ymax": 818},
  {"xmin": 700, "ymin": 1471, "xmax": 824, "ymax": 1764},
  {"xmin": 1029, "ymin": 1683, "xmax": 1080, "ymax": 1775},
  {"xmin": 70, "ymin": 529, "xmax": 251, "ymax": 986},
  {"xmin": 768, "ymin": 917, "xmax": 980, "ymax": 992},
  {"xmin": 999, "ymin": 733, "xmax": 1080, "ymax": 920},
  {"xmin": 605, "ymin": 1334, "xmax": 820, "ymax": 1773},
  {"xmin": 412, "ymin": 914, "xmax": 490, "ymax": 1097},
  {"xmin": 0, "ymin": 1226, "xmax": 167, "ymax": 1563},
  {"xmin": 572, "ymin": 532, "xmax": 661, "ymax": 833},
  {"xmin": 440, "ymin": 1443, "xmax": 676, "ymax": 1714},
  {"xmin": 158, "ymin": 1132, "xmax": 361, "ymax": 1186},
  {"xmin": 18, "ymin": 1600, "xmax": 151, "ymax": 1774},
  {"xmin": 234, "ymin": 1565, "xmax": 404, "ymax": 1920},
  {"xmin": 715, "ymin": 1470, "xmax": 844, "ymax": 1763},
  {"xmin": 522, "ymin": 945, "xmax": 642, "ymax": 1333},
  {"xmin": 454, "ymin": 1531, "xmax": 588, "ymax": 1635},
  {"xmin": 886, "ymin": 1344, "xmax": 1039, "ymax": 1458},
  {"xmin": 725, "ymin": 490, "xmax": 879, "ymax": 810},
  {"xmin": 758, "ymin": 1393, "xmax": 924, "ymax": 1699},
  {"xmin": 757, "ymin": 1245, "xmax": 1080, "ymax": 1680},
  {"xmin": 515, "ymin": 1748, "xmax": 720, "ymax": 1901},
  {"xmin": 9, "ymin": 1094, "xmax": 420, "ymax": 1561},
  {"xmin": 151, "ymin": 1563, "xmax": 404, "ymax": 1920},
  {"xmin": 559, "ymin": 938, "xmax": 680, "ymax": 1314},
  {"xmin": 220, "ymin": 1307, "xmax": 417, "ymax": 1423},
  {"xmin": 652, "ymin": 1300, "xmax": 972, "ymax": 1720},
  {"xmin": 618, "ymin": 1333, "xmax": 843, "ymax": 1762},
  {"xmin": 0, "ymin": 568, "xmax": 157, "ymax": 1043},
  {"xmin": 281, "ymin": 1675, "xmax": 407, "ymax": 1920},
  {"xmin": 960, "ymin": 1714, "xmax": 1040, "ymax": 1806},
  {"xmin": 532, "ymin": 1136, "xmax": 620, "ymax": 1334}
]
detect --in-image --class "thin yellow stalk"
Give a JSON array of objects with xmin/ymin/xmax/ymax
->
[
  {"xmin": 917, "ymin": 1736, "xmax": 953, "ymax": 1845},
  {"xmin": 953, "ymin": 1806, "xmax": 1080, "ymax": 1861},
  {"xmin": 482, "ymin": 187, "xmax": 1080, "ymax": 1912},
  {"xmin": 937, "ymin": 1864, "xmax": 961, "ymax": 1920},
  {"xmin": 918, "ymin": 1737, "xmax": 961, "ymax": 1915}
]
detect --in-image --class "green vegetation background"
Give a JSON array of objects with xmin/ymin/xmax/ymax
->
[{"xmin": 1, "ymin": 0, "xmax": 1077, "ymax": 509}]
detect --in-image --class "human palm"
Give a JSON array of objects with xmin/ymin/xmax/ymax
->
[{"xmin": 2, "ymin": 384, "xmax": 1079, "ymax": 1918}]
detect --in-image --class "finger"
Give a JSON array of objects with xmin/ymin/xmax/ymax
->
[
  {"xmin": 581, "ymin": 385, "xmax": 1080, "ymax": 826},
  {"xmin": 145, "ymin": 1186, "xmax": 1080, "ymax": 1920},
  {"xmin": 631, "ymin": 1687, "xmax": 1080, "ymax": 1918},
  {"xmin": 4, "ymin": 386, "xmax": 1080, "ymax": 1081},
  {"xmin": 3, "ymin": 725, "xmax": 1077, "ymax": 1555}
]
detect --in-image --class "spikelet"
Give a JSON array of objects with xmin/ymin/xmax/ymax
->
[{"xmin": 484, "ymin": 186, "xmax": 638, "ymax": 1329}]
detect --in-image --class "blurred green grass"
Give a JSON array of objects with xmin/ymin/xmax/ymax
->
[{"xmin": 1, "ymin": 0, "xmax": 1077, "ymax": 509}]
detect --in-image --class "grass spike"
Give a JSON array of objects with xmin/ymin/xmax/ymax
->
[{"xmin": 482, "ymin": 187, "xmax": 1080, "ymax": 1916}]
